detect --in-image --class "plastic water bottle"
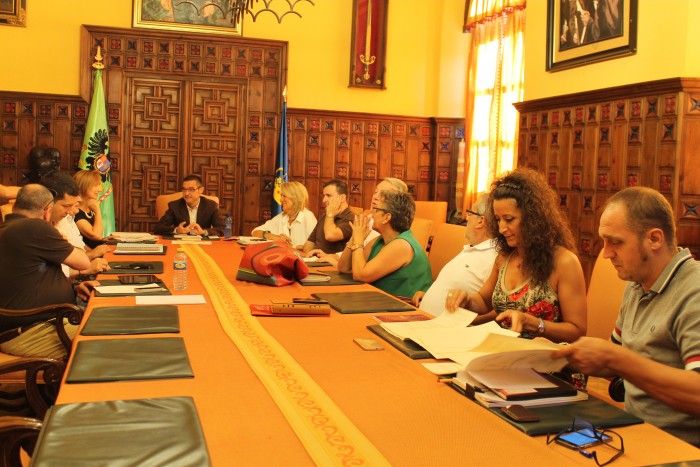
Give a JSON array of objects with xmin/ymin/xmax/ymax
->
[
  {"xmin": 173, "ymin": 248, "xmax": 188, "ymax": 290},
  {"xmin": 224, "ymin": 213, "xmax": 233, "ymax": 239}
]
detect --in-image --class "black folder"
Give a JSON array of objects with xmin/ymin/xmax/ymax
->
[
  {"xmin": 66, "ymin": 337, "xmax": 194, "ymax": 383},
  {"xmin": 103, "ymin": 261, "xmax": 164, "ymax": 274},
  {"xmin": 367, "ymin": 324, "xmax": 433, "ymax": 359},
  {"xmin": 93, "ymin": 279, "xmax": 172, "ymax": 297},
  {"xmin": 487, "ymin": 396, "xmax": 644, "ymax": 436},
  {"xmin": 80, "ymin": 305, "xmax": 180, "ymax": 336},
  {"xmin": 300, "ymin": 271, "xmax": 364, "ymax": 286},
  {"xmin": 311, "ymin": 291, "xmax": 415, "ymax": 314},
  {"xmin": 32, "ymin": 396, "xmax": 211, "ymax": 466}
]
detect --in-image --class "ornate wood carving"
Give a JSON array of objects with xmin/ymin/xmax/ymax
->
[{"xmin": 515, "ymin": 78, "xmax": 700, "ymax": 284}]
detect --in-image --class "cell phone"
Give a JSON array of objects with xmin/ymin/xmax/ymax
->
[
  {"xmin": 353, "ymin": 337, "xmax": 384, "ymax": 351},
  {"xmin": 501, "ymin": 405, "xmax": 540, "ymax": 422},
  {"xmin": 118, "ymin": 275, "xmax": 160, "ymax": 284},
  {"xmin": 556, "ymin": 428, "xmax": 611, "ymax": 450}
]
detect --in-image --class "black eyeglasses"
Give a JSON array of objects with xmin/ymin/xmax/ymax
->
[
  {"xmin": 182, "ymin": 187, "xmax": 201, "ymax": 193},
  {"xmin": 465, "ymin": 209, "xmax": 483, "ymax": 217},
  {"xmin": 372, "ymin": 207, "xmax": 390, "ymax": 214},
  {"xmin": 547, "ymin": 418, "xmax": 624, "ymax": 466}
]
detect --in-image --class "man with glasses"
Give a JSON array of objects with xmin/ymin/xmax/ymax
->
[
  {"xmin": 412, "ymin": 193, "xmax": 497, "ymax": 317},
  {"xmin": 553, "ymin": 187, "xmax": 700, "ymax": 447},
  {"xmin": 0, "ymin": 184, "xmax": 92, "ymax": 359},
  {"xmin": 154, "ymin": 174, "xmax": 224, "ymax": 237}
]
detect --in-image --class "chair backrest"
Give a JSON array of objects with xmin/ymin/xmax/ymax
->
[
  {"xmin": 155, "ymin": 193, "xmax": 220, "ymax": 219},
  {"xmin": 0, "ymin": 202, "xmax": 13, "ymax": 222},
  {"xmin": 427, "ymin": 223, "xmax": 467, "ymax": 280},
  {"xmin": 414, "ymin": 201, "xmax": 448, "ymax": 227},
  {"xmin": 410, "ymin": 217, "xmax": 433, "ymax": 251},
  {"xmin": 349, "ymin": 206, "xmax": 364, "ymax": 216},
  {"xmin": 586, "ymin": 249, "xmax": 628, "ymax": 339}
]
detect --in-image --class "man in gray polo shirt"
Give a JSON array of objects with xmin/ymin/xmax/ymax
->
[{"xmin": 553, "ymin": 187, "xmax": 700, "ymax": 447}]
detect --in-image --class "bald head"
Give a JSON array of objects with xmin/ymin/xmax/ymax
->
[{"xmin": 13, "ymin": 184, "xmax": 54, "ymax": 217}]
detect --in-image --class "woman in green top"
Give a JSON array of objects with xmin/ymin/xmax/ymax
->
[{"xmin": 337, "ymin": 191, "xmax": 432, "ymax": 297}]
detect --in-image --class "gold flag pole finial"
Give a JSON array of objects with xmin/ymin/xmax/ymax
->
[
  {"xmin": 92, "ymin": 46, "xmax": 105, "ymax": 70},
  {"xmin": 283, "ymin": 86, "xmax": 287, "ymax": 103}
]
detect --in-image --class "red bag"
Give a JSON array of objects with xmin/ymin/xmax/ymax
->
[{"xmin": 236, "ymin": 241, "xmax": 309, "ymax": 286}]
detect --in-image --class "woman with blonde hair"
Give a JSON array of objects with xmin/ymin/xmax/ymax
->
[
  {"xmin": 252, "ymin": 181, "xmax": 317, "ymax": 249},
  {"xmin": 73, "ymin": 170, "xmax": 106, "ymax": 249}
]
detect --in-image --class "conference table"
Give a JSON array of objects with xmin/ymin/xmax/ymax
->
[{"xmin": 53, "ymin": 240, "xmax": 700, "ymax": 466}]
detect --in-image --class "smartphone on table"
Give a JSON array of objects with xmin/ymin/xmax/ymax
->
[{"xmin": 556, "ymin": 428, "xmax": 612, "ymax": 449}]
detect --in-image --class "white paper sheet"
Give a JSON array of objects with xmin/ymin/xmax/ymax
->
[{"xmin": 135, "ymin": 295, "xmax": 207, "ymax": 305}]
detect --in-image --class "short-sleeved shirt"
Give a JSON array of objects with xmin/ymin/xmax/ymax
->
[
  {"xmin": 253, "ymin": 209, "xmax": 317, "ymax": 248},
  {"xmin": 368, "ymin": 230, "xmax": 433, "ymax": 297},
  {"xmin": 612, "ymin": 248, "xmax": 700, "ymax": 446},
  {"xmin": 306, "ymin": 207, "xmax": 354, "ymax": 254},
  {"xmin": 0, "ymin": 214, "xmax": 76, "ymax": 330},
  {"xmin": 420, "ymin": 239, "xmax": 497, "ymax": 316}
]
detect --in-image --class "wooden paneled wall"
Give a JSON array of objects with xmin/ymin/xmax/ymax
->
[
  {"xmin": 0, "ymin": 26, "xmax": 464, "ymax": 235},
  {"xmin": 515, "ymin": 78, "xmax": 700, "ymax": 282}
]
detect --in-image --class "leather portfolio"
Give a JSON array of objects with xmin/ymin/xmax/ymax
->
[
  {"xmin": 367, "ymin": 324, "xmax": 433, "ymax": 359},
  {"xmin": 311, "ymin": 291, "xmax": 414, "ymax": 314},
  {"xmin": 487, "ymin": 396, "xmax": 644, "ymax": 436},
  {"xmin": 80, "ymin": 305, "xmax": 180, "ymax": 336},
  {"xmin": 31, "ymin": 396, "xmax": 210, "ymax": 466},
  {"xmin": 66, "ymin": 337, "xmax": 194, "ymax": 383},
  {"xmin": 93, "ymin": 279, "xmax": 171, "ymax": 297},
  {"xmin": 103, "ymin": 261, "xmax": 164, "ymax": 274},
  {"xmin": 300, "ymin": 271, "xmax": 364, "ymax": 286}
]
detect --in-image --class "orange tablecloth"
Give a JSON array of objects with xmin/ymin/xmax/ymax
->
[{"xmin": 56, "ymin": 241, "xmax": 700, "ymax": 466}]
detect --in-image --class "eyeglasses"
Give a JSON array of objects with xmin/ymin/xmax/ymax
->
[
  {"xmin": 465, "ymin": 209, "xmax": 483, "ymax": 217},
  {"xmin": 181, "ymin": 187, "xmax": 201, "ymax": 193},
  {"xmin": 371, "ymin": 207, "xmax": 390, "ymax": 214},
  {"xmin": 547, "ymin": 418, "xmax": 624, "ymax": 466}
]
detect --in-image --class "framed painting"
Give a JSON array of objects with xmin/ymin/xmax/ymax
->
[
  {"xmin": 547, "ymin": 0, "xmax": 637, "ymax": 72},
  {"xmin": 0, "ymin": 0, "xmax": 26, "ymax": 27},
  {"xmin": 349, "ymin": 0, "xmax": 388, "ymax": 89},
  {"xmin": 133, "ymin": 0, "xmax": 241, "ymax": 35}
]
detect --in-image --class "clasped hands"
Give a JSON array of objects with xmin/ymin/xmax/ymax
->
[
  {"xmin": 349, "ymin": 212, "xmax": 371, "ymax": 246},
  {"xmin": 176, "ymin": 221, "xmax": 207, "ymax": 236}
]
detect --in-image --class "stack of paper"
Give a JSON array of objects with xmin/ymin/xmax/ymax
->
[
  {"xmin": 115, "ymin": 243, "xmax": 164, "ymax": 254},
  {"xmin": 111, "ymin": 232, "xmax": 158, "ymax": 243},
  {"xmin": 237, "ymin": 236, "xmax": 272, "ymax": 245}
]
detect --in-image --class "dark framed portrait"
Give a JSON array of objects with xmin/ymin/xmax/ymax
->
[
  {"xmin": 0, "ymin": 0, "xmax": 26, "ymax": 27},
  {"xmin": 547, "ymin": 0, "xmax": 637, "ymax": 71}
]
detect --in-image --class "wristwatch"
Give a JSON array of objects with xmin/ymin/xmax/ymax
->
[
  {"xmin": 537, "ymin": 318, "xmax": 545, "ymax": 334},
  {"xmin": 346, "ymin": 242, "xmax": 362, "ymax": 251}
]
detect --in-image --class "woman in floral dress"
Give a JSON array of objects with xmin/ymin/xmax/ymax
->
[{"xmin": 446, "ymin": 168, "xmax": 587, "ymax": 344}]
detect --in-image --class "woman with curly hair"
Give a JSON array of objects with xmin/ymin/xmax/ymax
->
[{"xmin": 446, "ymin": 167, "xmax": 586, "ymax": 343}]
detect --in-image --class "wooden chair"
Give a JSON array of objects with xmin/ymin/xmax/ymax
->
[
  {"xmin": 0, "ymin": 416, "xmax": 42, "ymax": 467},
  {"xmin": 0, "ymin": 304, "xmax": 82, "ymax": 419},
  {"xmin": 410, "ymin": 217, "xmax": 433, "ymax": 251},
  {"xmin": 414, "ymin": 201, "xmax": 448, "ymax": 227},
  {"xmin": 585, "ymin": 249, "xmax": 629, "ymax": 408},
  {"xmin": 0, "ymin": 203, "xmax": 13, "ymax": 222},
  {"xmin": 427, "ymin": 223, "xmax": 467, "ymax": 280},
  {"xmin": 155, "ymin": 193, "xmax": 220, "ymax": 219}
]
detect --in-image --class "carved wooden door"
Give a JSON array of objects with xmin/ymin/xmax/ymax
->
[{"xmin": 123, "ymin": 77, "xmax": 243, "ymax": 232}]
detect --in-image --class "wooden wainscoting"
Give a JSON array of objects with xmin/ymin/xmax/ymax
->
[{"xmin": 515, "ymin": 78, "xmax": 700, "ymax": 283}]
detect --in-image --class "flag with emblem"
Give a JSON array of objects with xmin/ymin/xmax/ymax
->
[
  {"xmin": 79, "ymin": 57, "xmax": 115, "ymax": 236},
  {"xmin": 272, "ymin": 87, "xmax": 288, "ymax": 216}
]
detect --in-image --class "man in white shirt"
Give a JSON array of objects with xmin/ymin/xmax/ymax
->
[{"xmin": 412, "ymin": 193, "xmax": 496, "ymax": 317}]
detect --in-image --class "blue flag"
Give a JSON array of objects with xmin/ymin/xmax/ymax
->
[{"xmin": 272, "ymin": 99, "xmax": 288, "ymax": 216}]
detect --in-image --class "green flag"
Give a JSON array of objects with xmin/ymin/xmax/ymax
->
[{"xmin": 79, "ymin": 68, "xmax": 115, "ymax": 236}]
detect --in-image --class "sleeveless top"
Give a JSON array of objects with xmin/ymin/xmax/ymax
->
[
  {"xmin": 74, "ymin": 208, "xmax": 102, "ymax": 249},
  {"xmin": 492, "ymin": 251, "xmax": 562, "ymax": 339},
  {"xmin": 368, "ymin": 230, "xmax": 433, "ymax": 297}
]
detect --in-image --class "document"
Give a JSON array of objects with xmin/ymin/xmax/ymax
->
[
  {"xmin": 136, "ymin": 295, "xmax": 207, "ymax": 305},
  {"xmin": 380, "ymin": 307, "xmax": 478, "ymax": 341},
  {"xmin": 110, "ymin": 232, "xmax": 158, "ymax": 243},
  {"xmin": 115, "ymin": 243, "xmax": 164, "ymax": 254}
]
